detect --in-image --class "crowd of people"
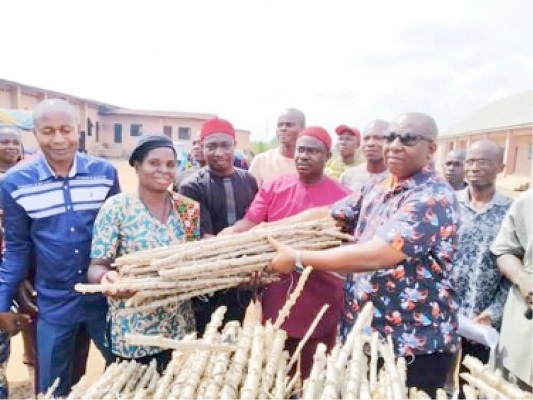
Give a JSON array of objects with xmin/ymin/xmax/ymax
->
[{"xmin": 0, "ymin": 98, "xmax": 530, "ymax": 398}]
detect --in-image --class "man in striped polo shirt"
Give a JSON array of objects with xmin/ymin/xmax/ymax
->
[{"xmin": 0, "ymin": 99, "xmax": 120, "ymax": 396}]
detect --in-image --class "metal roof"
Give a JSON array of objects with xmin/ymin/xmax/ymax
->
[{"xmin": 441, "ymin": 90, "xmax": 533, "ymax": 138}]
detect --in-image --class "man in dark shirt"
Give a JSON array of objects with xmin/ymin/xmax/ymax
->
[
  {"xmin": 443, "ymin": 149, "xmax": 468, "ymax": 190},
  {"xmin": 179, "ymin": 117, "xmax": 257, "ymax": 334}
]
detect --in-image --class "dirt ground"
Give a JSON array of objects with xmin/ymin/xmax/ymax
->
[{"xmin": 6, "ymin": 159, "xmax": 137, "ymax": 399}]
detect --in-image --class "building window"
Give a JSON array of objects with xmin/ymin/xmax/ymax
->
[
  {"xmin": 87, "ymin": 117, "xmax": 93, "ymax": 137},
  {"xmin": 114, "ymin": 123, "xmax": 122, "ymax": 144},
  {"xmin": 528, "ymin": 143, "xmax": 533, "ymax": 161},
  {"xmin": 130, "ymin": 123, "xmax": 143, "ymax": 137},
  {"xmin": 163, "ymin": 125, "xmax": 172, "ymax": 138},
  {"xmin": 95, "ymin": 121, "xmax": 100, "ymax": 142},
  {"xmin": 178, "ymin": 127, "xmax": 191, "ymax": 140}
]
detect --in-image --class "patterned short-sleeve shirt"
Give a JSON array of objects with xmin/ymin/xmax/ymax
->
[
  {"xmin": 452, "ymin": 188, "xmax": 512, "ymax": 329},
  {"xmin": 331, "ymin": 166, "xmax": 460, "ymax": 356},
  {"xmin": 91, "ymin": 192, "xmax": 199, "ymax": 358}
]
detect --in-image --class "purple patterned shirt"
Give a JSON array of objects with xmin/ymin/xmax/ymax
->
[{"xmin": 331, "ymin": 166, "xmax": 460, "ymax": 356}]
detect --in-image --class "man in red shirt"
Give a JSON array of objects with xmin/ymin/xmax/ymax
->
[{"xmin": 224, "ymin": 126, "xmax": 350, "ymax": 378}]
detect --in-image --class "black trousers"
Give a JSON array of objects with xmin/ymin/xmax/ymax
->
[
  {"xmin": 459, "ymin": 337, "xmax": 490, "ymax": 398},
  {"xmin": 379, "ymin": 351, "xmax": 454, "ymax": 398},
  {"xmin": 114, "ymin": 349, "xmax": 173, "ymax": 374},
  {"xmin": 192, "ymin": 288, "xmax": 252, "ymax": 336},
  {"xmin": 376, "ymin": 351, "xmax": 454, "ymax": 397}
]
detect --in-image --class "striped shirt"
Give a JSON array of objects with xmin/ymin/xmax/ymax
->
[{"xmin": 0, "ymin": 152, "xmax": 120, "ymax": 324}]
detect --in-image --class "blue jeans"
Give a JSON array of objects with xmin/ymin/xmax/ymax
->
[{"xmin": 36, "ymin": 315, "xmax": 112, "ymax": 396}]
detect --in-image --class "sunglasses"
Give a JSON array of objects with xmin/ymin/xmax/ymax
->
[{"xmin": 384, "ymin": 132, "xmax": 432, "ymax": 146}]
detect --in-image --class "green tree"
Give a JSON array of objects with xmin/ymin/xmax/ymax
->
[{"xmin": 251, "ymin": 141, "xmax": 273, "ymax": 155}]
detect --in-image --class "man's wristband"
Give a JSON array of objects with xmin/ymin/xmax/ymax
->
[{"xmin": 294, "ymin": 250, "xmax": 304, "ymax": 273}]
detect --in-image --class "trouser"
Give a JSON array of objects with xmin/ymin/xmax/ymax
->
[
  {"xmin": 30, "ymin": 324, "xmax": 90, "ymax": 396},
  {"xmin": 459, "ymin": 337, "xmax": 490, "ymax": 398},
  {"xmin": 375, "ymin": 351, "xmax": 454, "ymax": 397},
  {"xmin": 404, "ymin": 352, "xmax": 455, "ymax": 398},
  {"xmin": 193, "ymin": 288, "xmax": 252, "ymax": 336},
  {"xmin": 36, "ymin": 314, "xmax": 113, "ymax": 397},
  {"xmin": 114, "ymin": 349, "xmax": 173, "ymax": 374}
]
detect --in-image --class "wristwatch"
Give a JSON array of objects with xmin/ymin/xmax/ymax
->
[{"xmin": 294, "ymin": 250, "xmax": 304, "ymax": 273}]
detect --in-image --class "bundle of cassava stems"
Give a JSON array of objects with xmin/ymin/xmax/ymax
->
[{"xmin": 51, "ymin": 262, "xmax": 528, "ymax": 399}]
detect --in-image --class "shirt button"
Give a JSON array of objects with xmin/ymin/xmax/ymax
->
[
  {"xmin": 70, "ymin": 227, "xmax": 75, "ymax": 232},
  {"xmin": 66, "ymin": 206, "xmax": 71, "ymax": 210},
  {"xmin": 78, "ymin": 269, "xmax": 83, "ymax": 274},
  {"xmin": 64, "ymin": 186, "xmax": 68, "ymax": 190},
  {"xmin": 74, "ymin": 249, "xmax": 79, "ymax": 254}
]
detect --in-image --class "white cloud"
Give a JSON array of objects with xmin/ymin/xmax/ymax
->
[{"xmin": 1, "ymin": 0, "xmax": 531, "ymax": 142}]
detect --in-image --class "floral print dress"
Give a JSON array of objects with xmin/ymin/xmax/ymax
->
[{"xmin": 91, "ymin": 192, "xmax": 200, "ymax": 359}]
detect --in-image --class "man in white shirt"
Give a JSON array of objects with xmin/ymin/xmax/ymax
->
[
  {"xmin": 341, "ymin": 119, "xmax": 389, "ymax": 190},
  {"xmin": 249, "ymin": 108, "xmax": 305, "ymax": 187}
]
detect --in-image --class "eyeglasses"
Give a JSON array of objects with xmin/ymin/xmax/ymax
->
[
  {"xmin": 384, "ymin": 132, "xmax": 432, "ymax": 147},
  {"xmin": 465, "ymin": 158, "xmax": 494, "ymax": 168}
]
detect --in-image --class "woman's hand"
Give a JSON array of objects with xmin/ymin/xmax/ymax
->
[
  {"xmin": 266, "ymin": 237, "xmax": 296, "ymax": 275},
  {"xmin": 101, "ymin": 271, "xmax": 137, "ymax": 299}
]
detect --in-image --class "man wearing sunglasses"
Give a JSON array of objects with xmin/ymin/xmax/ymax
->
[{"xmin": 266, "ymin": 112, "xmax": 460, "ymax": 398}]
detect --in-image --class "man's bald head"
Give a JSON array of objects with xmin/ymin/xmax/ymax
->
[
  {"xmin": 390, "ymin": 112, "xmax": 438, "ymax": 141},
  {"xmin": 467, "ymin": 139, "xmax": 504, "ymax": 164},
  {"xmin": 443, "ymin": 149, "xmax": 467, "ymax": 189},
  {"xmin": 278, "ymin": 108, "xmax": 306, "ymax": 127},
  {"xmin": 445, "ymin": 149, "xmax": 466, "ymax": 163},
  {"xmin": 363, "ymin": 119, "xmax": 389, "ymax": 137},
  {"xmin": 33, "ymin": 99, "xmax": 77, "ymax": 126},
  {"xmin": 276, "ymin": 108, "xmax": 306, "ymax": 155},
  {"xmin": 465, "ymin": 139, "xmax": 505, "ymax": 190}
]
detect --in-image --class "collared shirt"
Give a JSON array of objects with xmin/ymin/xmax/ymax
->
[
  {"xmin": 245, "ymin": 174, "xmax": 350, "ymax": 338},
  {"xmin": 179, "ymin": 167, "xmax": 258, "ymax": 235},
  {"xmin": 340, "ymin": 163, "xmax": 390, "ymax": 191},
  {"xmin": 452, "ymin": 188, "xmax": 512, "ymax": 329},
  {"xmin": 331, "ymin": 166, "xmax": 460, "ymax": 356},
  {"xmin": 249, "ymin": 148, "xmax": 297, "ymax": 188},
  {"xmin": 325, "ymin": 157, "xmax": 360, "ymax": 181},
  {"xmin": 91, "ymin": 192, "xmax": 198, "ymax": 358},
  {"xmin": 490, "ymin": 189, "xmax": 533, "ymax": 386},
  {"xmin": 0, "ymin": 152, "xmax": 120, "ymax": 324}
]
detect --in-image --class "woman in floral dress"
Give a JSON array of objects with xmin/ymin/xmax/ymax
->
[{"xmin": 88, "ymin": 135, "xmax": 200, "ymax": 371}]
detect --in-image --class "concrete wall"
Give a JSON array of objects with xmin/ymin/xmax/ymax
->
[
  {"xmin": 436, "ymin": 126, "xmax": 532, "ymax": 177},
  {"xmin": 0, "ymin": 80, "xmax": 252, "ymax": 159}
]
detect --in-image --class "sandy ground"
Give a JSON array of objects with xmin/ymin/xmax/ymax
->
[{"xmin": 4, "ymin": 158, "xmax": 527, "ymax": 398}]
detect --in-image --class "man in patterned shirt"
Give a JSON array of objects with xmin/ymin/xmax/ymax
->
[
  {"xmin": 268, "ymin": 112, "xmax": 460, "ymax": 397},
  {"xmin": 452, "ymin": 139, "xmax": 512, "ymax": 395}
]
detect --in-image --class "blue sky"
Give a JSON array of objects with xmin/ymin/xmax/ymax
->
[{"xmin": 2, "ymin": 0, "xmax": 532, "ymax": 142}]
